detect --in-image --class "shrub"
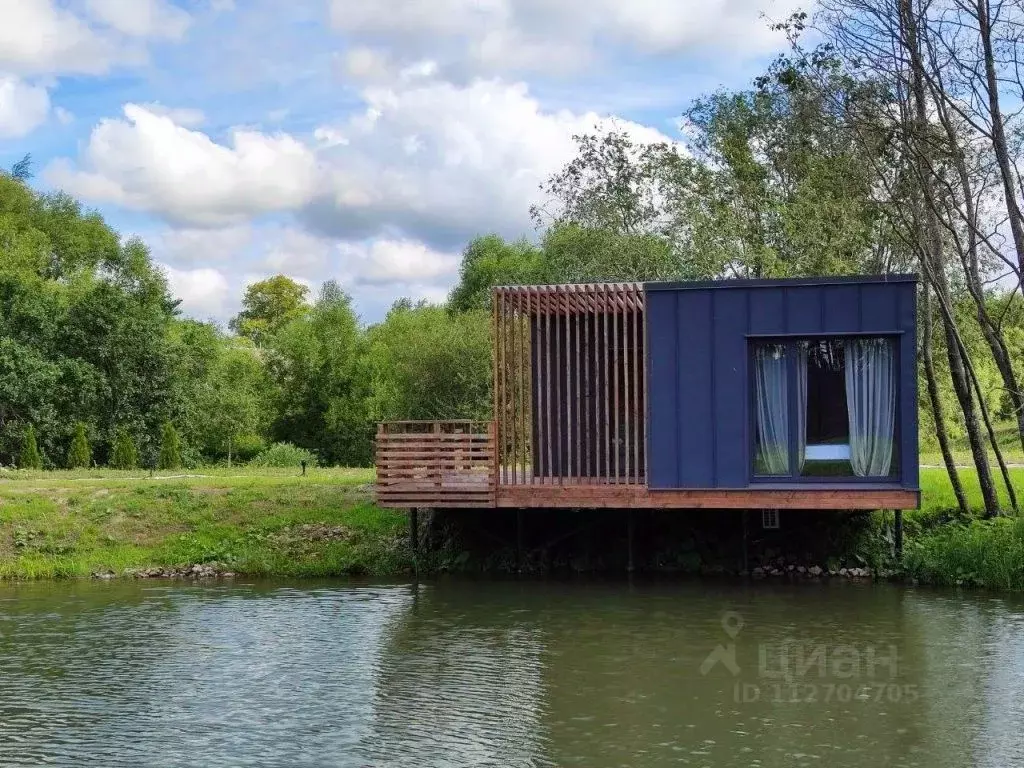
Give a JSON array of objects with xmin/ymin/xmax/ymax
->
[
  {"xmin": 67, "ymin": 422, "xmax": 91, "ymax": 469},
  {"xmin": 19, "ymin": 425, "xmax": 42, "ymax": 470},
  {"xmin": 250, "ymin": 442, "xmax": 318, "ymax": 468},
  {"xmin": 229, "ymin": 433, "xmax": 267, "ymax": 463},
  {"xmin": 903, "ymin": 516, "xmax": 1024, "ymax": 590},
  {"xmin": 110, "ymin": 428, "xmax": 139, "ymax": 470},
  {"xmin": 158, "ymin": 422, "xmax": 182, "ymax": 470}
]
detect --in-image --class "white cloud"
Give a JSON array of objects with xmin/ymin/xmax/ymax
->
[
  {"xmin": 0, "ymin": 0, "xmax": 132, "ymax": 75},
  {"xmin": 161, "ymin": 263, "xmax": 232, "ymax": 318},
  {"xmin": 304, "ymin": 77, "xmax": 673, "ymax": 248},
  {"xmin": 151, "ymin": 225, "xmax": 254, "ymax": 267},
  {"xmin": 136, "ymin": 102, "xmax": 205, "ymax": 126},
  {"xmin": 340, "ymin": 238, "xmax": 459, "ymax": 285},
  {"xmin": 45, "ymin": 103, "xmax": 318, "ymax": 227},
  {"xmin": 85, "ymin": 0, "xmax": 192, "ymax": 40},
  {"xmin": 0, "ymin": 76, "xmax": 50, "ymax": 137},
  {"xmin": 329, "ymin": 0, "xmax": 798, "ymax": 76},
  {"xmin": 54, "ymin": 106, "xmax": 74, "ymax": 124}
]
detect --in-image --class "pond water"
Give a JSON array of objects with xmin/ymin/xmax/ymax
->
[{"xmin": 0, "ymin": 578, "xmax": 1022, "ymax": 767}]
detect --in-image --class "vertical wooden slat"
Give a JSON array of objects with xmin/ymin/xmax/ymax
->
[
  {"xmin": 622, "ymin": 288, "xmax": 631, "ymax": 484},
  {"xmin": 545, "ymin": 286, "xmax": 554, "ymax": 485},
  {"xmin": 633, "ymin": 287, "xmax": 641, "ymax": 485},
  {"xmin": 521, "ymin": 287, "xmax": 529, "ymax": 484},
  {"xmin": 583, "ymin": 285, "xmax": 591, "ymax": 482},
  {"xmin": 574, "ymin": 285, "xmax": 581, "ymax": 481},
  {"xmin": 598, "ymin": 286, "xmax": 606, "ymax": 483},
  {"xmin": 557, "ymin": 290, "xmax": 565, "ymax": 483},
  {"xmin": 642, "ymin": 287, "xmax": 649, "ymax": 485},
  {"xmin": 613, "ymin": 285, "xmax": 621, "ymax": 483},
  {"xmin": 492, "ymin": 289, "xmax": 501, "ymax": 486}
]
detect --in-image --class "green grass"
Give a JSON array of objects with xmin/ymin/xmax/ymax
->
[
  {"xmin": 0, "ymin": 467, "xmax": 411, "ymax": 580},
  {"xmin": 920, "ymin": 420, "xmax": 1024, "ymax": 467},
  {"xmin": 0, "ymin": 464, "xmax": 1023, "ymax": 587}
]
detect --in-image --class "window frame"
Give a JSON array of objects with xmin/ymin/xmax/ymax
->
[{"xmin": 747, "ymin": 333, "xmax": 902, "ymax": 484}]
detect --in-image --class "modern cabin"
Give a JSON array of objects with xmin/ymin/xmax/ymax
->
[{"xmin": 375, "ymin": 275, "xmax": 919, "ymax": 512}]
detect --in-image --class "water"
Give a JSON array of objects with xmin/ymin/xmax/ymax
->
[{"xmin": 0, "ymin": 578, "xmax": 1022, "ymax": 767}]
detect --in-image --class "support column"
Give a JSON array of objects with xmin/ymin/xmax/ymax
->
[
  {"xmin": 894, "ymin": 510, "xmax": 903, "ymax": 561},
  {"xmin": 742, "ymin": 509, "xmax": 749, "ymax": 574},
  {"xmin": 409, "ymin": 508, "xmax": 419, "ymax": 574},
  {"xmin": 627, "ymin": 510, "xmax": 635, "ymax": 573},
  {"xmin": 516, "ymin": 509, "xmax": 524, "ymax": 574}
]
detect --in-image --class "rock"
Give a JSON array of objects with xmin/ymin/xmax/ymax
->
[
  {"xmin": 752, "ymin": 566, "xmax": 765, "ymax": 577},
  {"xmin": 797, "ymin": 566, "xmax": 807, "ymax": 575},
  {"xmin": 840, "ymin": 567, "xmax": 849, "ymax": 576},
  {"xmin": 787, "ymin": 564, "xmax": 796, "ymax": 572},
  {"xmin": 92, "ymin": 570, "xmax": 116, "ymax": 580},
  {"xmin": 809, "ymin": 565, "xmax": 823, "ymax": 577}
]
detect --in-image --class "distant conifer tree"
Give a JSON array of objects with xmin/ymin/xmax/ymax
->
[
  {"xmin": 19, "ymin": 425, "xmax": 42, "ymax": 470},
  {"xmin": 158, "ymin": 422, "xmax": 182, "ymax": 470},
  {"xmin": 110, "ymin": 428, "xmax": 139, "ymax": 470},
  {"xmin": 67, "ymin": 422, "xmax": 91, "ymax": 469}
]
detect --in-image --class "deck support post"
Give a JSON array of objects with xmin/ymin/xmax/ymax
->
[
  {"xmin": 894, "ymin": 510, "xmax": 903, "ymax": 561},
  {"xmin": 516, "ymin": 509, "xmax": 525, "ymax": 573},
  {"xmin": 626, "ymin": 510, "xmax": 635, "ymax": 573},
  {"xmin": 742, "ymin": 509, "xmax": 749, "ymax": 574},
  {"xmin": 409, "ymin": 508, "xmax": 419, "ymax": 573}
]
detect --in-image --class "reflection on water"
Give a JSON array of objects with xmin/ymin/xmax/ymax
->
[{"xmin": 0, "ymin": 579, "xmax": 1021, "ymax": 767}]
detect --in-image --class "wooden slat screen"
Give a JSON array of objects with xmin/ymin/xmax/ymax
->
[
  {"xmin": 494, "ymin": 283, "xmax": 646, "ymax": 486},
  {"xmin": 375, "ymin": 421, "xmax": 495, "ymax": 508}
]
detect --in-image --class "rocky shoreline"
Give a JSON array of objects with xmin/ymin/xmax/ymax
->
[{"xmin": 92, "ymin": 563, "xmax": 236, "ymax": 580}]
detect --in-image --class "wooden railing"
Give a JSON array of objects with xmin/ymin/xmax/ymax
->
[{"xmin": 375, "ymin": 421, "xmax": 496, "ymax": 508}]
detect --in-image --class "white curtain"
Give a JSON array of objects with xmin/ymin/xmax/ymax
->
[
  {"xmin": 754, "ymin": 345, "xmax": 789, "ymax": 475},
  {"xmin": 845, "ymin": 338, "xmax": 896, "ymax": 477},
  {"xmin": 796, "ymin": 343, "xmax": 808, "ymax": 473}
]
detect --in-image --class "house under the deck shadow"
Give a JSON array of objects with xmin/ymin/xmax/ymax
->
[{"xmin": 375, "ymin": 275, "xmax": 920, "ymax": 513}]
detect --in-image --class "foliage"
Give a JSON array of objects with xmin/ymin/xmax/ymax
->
[
  {"xmin": 448, "ymin": 235, "xmax": 546, "ymax": 311},
  {"xmin": 158, "ymin": 422, "xmax": 182, "ymax": 470},
  {"xmin": 265, "ymin": 282, "xmax": 371, "ymax": 466},
  {"xmin": 19, "ymin": 425, "xmax": 42, "ymax": 470},
  {"xmin": 110, "ymin": 428, "xmax": 139, "ymax": 470},
  {"xmin": 903, "ymin": 517, "xmax": 1024, "ymax": 590},
  {"xmin": 250, "ymin": 442, "xmax": 318, "ymax": 468},
  {"xmin": 67, "ymin": 422, "xmax": 91, "ymax": 469},
  {"xmin": 365, "ymin": 301, "xmax": 492, "ymax": 422},
  {"xmin": 229, "ymin": 275, "xmax": 309, "ymax": 346}
]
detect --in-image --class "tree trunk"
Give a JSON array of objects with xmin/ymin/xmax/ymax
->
[
  {"xmin": 921, "ymin": 282, "xmax": 970, "ymax": 515},
  {"xmin": 227, "ymin": 436, "xmax": 232, "ymax": 469},
  {"xmin": 976, "ymin": 0, "xmax": 1024, "ymax": 280},
  {"xmin": 902, "ymin": 0, "xmax": 1000, "ymax": 516}
]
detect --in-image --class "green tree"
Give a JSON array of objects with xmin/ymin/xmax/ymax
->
[
  {"xmin": 158, "ymin": 421, "xmax": 182, "ymax": 469},
  {"xmin": 265, "ymin": 281, "xmax": 371, "ymax": 465},
  {"xmin": 448, "ymin": 235, "xmax": 546, "ymax": 312},
  {"xmin": 110, "ymin": 428, "xmax": 138, "ymax": 470},
  {"xmin": 67, "ymin": 421, "xmax": 91, "ymax": 468},
  {"xmin": 196, "ymin": 341, "xmax": 270, "ymax": 465},
  {"xmin": 19, "ymin": 424, "xmax": 41, "ymax": 469},
  {"xmin": 229, "ymin": 275, "xmax": 309, "ymax": 346},
  {"xmin": 365, "ymin": 302, "xmax": 492, "ymax": 422}
]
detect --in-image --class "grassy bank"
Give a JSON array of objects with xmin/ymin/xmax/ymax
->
[
  {"xmin": 0, "ymin": 467, "xmax": 408, "ymax": 579},
  {"xmin": 0, "ymin": 466, "xmax": 1022, "ymax": 586}
]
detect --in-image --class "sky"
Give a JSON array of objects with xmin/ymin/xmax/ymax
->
[{"xmin": 0, "ymin": 0, "xmax": 801, "ymax": 326}]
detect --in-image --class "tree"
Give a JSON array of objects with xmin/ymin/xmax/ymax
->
[
  {"xmin": 229, "ymin": 275, "xmax": 309, "ymax": 346},
  {"xmin": 448, "ymin": 235, "xmax": 546, "ymax": 312},
  {"xmin": 265, "ymin": 281, "xmax": 371, "ymax": 465},
  {"xmin": 110, "ymin": 428, "xmax": 138, "ymax": 470},
  {"xmin": 158, "ymin": 422, "xmax": 182, "ymax": 470},
  {"xmin": 196, "ymin": 342, "xmax": 268, "ymax": 465},
  {"xmin": 67, "ymin": 422, "xmax": 91, "ymax": 469},
  {"xmin": 19, "ymin": 425, "xmax": 41, "ymax": 469},
  {"xmin": 365, "ymin": 302, "xmax": 492, "ymax": 422}
]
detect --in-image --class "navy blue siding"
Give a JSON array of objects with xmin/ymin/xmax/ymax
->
[{"xmin": 645, "ymin": 278, "xmax": 918, "ymax": 490}]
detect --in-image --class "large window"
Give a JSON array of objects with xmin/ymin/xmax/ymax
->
[{"xmin": 751, "ymin": 337, "xmax": 898, "ymax": 480}]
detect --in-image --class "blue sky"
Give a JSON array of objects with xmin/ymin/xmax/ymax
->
[{"xmin": 0, "ymin": 0, "xmax": 800, "ymax": 325}]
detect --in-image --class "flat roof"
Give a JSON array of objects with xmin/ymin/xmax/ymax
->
[{"xmin": 644, "ymin": 273, "xmax": 919, "ymax": 292}]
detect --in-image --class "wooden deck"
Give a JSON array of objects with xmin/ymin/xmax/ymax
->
[{"xmin": 374, "ymin": 421, "xmax": 919, "ymax": 510}]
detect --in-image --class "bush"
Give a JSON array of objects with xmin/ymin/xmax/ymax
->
[
  {"xmin": 67, "ymin": 422, "xmax": 92, "ymax": 469},
  {"xmin": 903, "ymin": 516, "xmax": 1024, "ymax": 590},
  {"xmin": 158, "ymin": 422, "xmax": 182, "ymax": 470},
  {"xmin": 19, "ymin": 425, "xmax": 42, "ymax": 470},
  {"xmin": 110, "ymin": 428, "xmax": 139, "ymax": 470},
  {"xmin": 250, "ymin": 442, "xmax": 318, "ymax": 468},
  {"xmin": 230, "ymin": 433, "xmax": 267, "ymax": 463}
]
